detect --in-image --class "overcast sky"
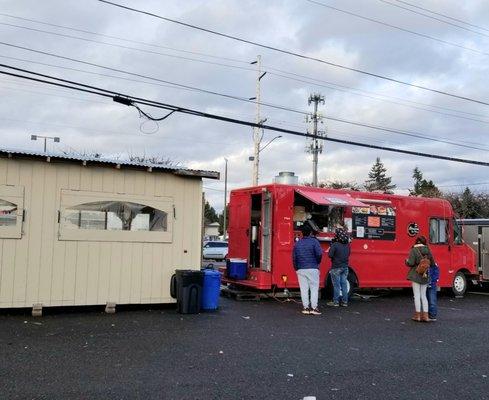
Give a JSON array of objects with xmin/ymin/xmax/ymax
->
[{"xmin": 1, "ymin": 0, "xmax": 489, "ymax": 211}]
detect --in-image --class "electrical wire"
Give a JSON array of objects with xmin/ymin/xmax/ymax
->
[
  {"xmin": 376, "ymin": 0, "xmax": 489, "ymax": 38},
  {"xmin": 95, "ymin": 0, "xmax": 489, "ymax": 107},
  {"xmin": 3, "ymin": 21, "xmax": 489, "ymax": 124},
  {"xmin": 1, "ymin": 65, "xmax": 489, "ymax": 167},
  {"xmin": 0, "ymin": 12, "xmax": 249, "ymax": 64},
  {"xmin": 1, "ymin": 56, "xmax": 486, "ymax": 152},
  {"xmin": 306, "ymin": 0, "xmax": 489, "ymax": 55},
  {"xmin": 392, "ymin": 0, "xmax": 489, "ymax": 34},
  {"xmin": 0, "ymin": 21, "xmax": 256, "ymax": 72}
]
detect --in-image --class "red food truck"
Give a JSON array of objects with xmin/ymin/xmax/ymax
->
[{"xmin": 224, "ymin": 183, "xmax": 477, "ymax": 296}]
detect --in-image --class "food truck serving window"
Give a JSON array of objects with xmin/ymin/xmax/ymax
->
[
  {"xmin": 293, "ymin": 189, "xmax": 367, "ymax": 233},
  {"xmin": 351, "ymin": 203, "xmax": 396, "ymax": 240}
]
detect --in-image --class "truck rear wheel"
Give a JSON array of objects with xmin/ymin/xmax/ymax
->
[{"xmin": 452, "ymin": 271, "xmax": 467, "ymax": 297}]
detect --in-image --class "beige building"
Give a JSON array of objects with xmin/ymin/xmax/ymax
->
[{"xmin": 0, "ymin": 149, "xmax": 218, "ymax": 314}]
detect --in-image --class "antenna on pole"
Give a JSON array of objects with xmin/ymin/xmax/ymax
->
[{"xmin": 306, "ymin": 93, "xmax": 326, "ymax": 187}]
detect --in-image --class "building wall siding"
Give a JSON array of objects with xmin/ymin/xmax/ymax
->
[{"xmin": 0, "ymin": 158, "xmax": 203, "ymax": 308}]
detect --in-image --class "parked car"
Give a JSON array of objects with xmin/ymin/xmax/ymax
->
[{"xmin": 203, "ymin": 241, "xmax": 228, "ymax": 260}]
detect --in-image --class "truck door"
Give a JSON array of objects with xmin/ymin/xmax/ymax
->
[
  {"xmin": 228, "ymin": 192, "xmax": 251, "ymax": 260},
  {"xmin": 260, "ymin": 190, "xmax": 272, "ymax": 272},
  {"xmin": 481, "ymin": 227, "xmax": 489, "ymax": 280}
]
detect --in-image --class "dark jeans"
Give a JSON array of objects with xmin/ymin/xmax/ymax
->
[
  {"xmin": 427, "ymin": 285, "xmax": 437, "ymax": 318},
  {"xmin": 330, "ymin": 267, "xmax": 349, "ymax": 304}
]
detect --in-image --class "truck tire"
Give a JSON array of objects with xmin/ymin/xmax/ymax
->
[
  {"xmin": 323, "ymin": 269, "xmax": 358, "ymax": 300},
  {"xmin": 347, "ymin": 269, "xmax": 358, "ymax": 299},
  {"xmin": 452, "ymin": 271, "xmax": 467, "ymax": 297}
]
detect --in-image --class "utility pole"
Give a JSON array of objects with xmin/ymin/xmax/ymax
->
[
  {"xmin": 250, "ymin": 55, "xmax": 267, "ymax": 186},
  {"xmin": 223, "ymin": 158, "xmax": 228, "ymax": 239},
  {"xmin": 306, "ymin": 94, "xmax": 325, "ymax": 187}
]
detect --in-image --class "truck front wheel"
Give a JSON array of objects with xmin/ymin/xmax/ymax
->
[{"xmin": 452, "ymin": 271, "xmax": 467, "ymax": 297}]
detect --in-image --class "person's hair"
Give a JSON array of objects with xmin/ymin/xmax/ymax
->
[
  {"xmin": 301, "ymin": 224, "xmax": 313, "ymax": 237},
  {"xmin": 415, "ymin": 235, "xmax": 427, "ymax": 245}
]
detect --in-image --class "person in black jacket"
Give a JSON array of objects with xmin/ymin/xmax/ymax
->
[{"xmin": 327, "ymin": 227, "xmax": 351, "ymax": 307}]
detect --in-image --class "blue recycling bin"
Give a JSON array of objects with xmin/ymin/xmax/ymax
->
[{"xmin": 202, "ymin": 269, "xmax": 222, "ymax": 311}]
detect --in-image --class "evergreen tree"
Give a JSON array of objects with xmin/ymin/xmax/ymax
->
[
  {"xmin": 460, "ymin": 187, "xmax": 481, "ymax": 218},
  {"xmin": 444, "ymin": 190, "xmax": 489, "ymax": 219},
  {"xmin": 204, "ymin": 201, "xmax": 219, "ymax": 224},
  {"xmin": 409, "ymin": 167, "xmax": 442, "ymax": 198},
  {"xmin": 364, "ymin": 157, "xmax": 396, "ymax": 193}
]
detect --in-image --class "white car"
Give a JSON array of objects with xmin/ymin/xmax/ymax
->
[{"xmin": 203, "ymin": 241, "xmax": 228, "ymax": 260}]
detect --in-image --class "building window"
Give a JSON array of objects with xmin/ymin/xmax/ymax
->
[
  {"xmin": 63, "ymin": 201, "xmax": 168, "ymax": 232},
  {"xmin": 59, "ymin": 189, "xmax": 173, "ymax": 243},
  {"xmin": 0, "ymin": 199, "xmax": 18, "ymax": 227},
  {"xmin": 0, "ymin": 185, "xmax": 24, "ymax": 239},
  {"xmin": 430, "ymin": 218, "xmax": 448, "ymax": 244}
]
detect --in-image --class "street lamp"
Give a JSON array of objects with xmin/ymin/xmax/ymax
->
[
  {"xmin": 31, "ymin": 135, "xmax": 60, "ymax": 153},
  {"xmin": 248, "ymin": 135, "xmax": 282, "ymax": 161}
]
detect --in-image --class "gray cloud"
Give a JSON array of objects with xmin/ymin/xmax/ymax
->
[{"xmin": 1, "ymin": 0, "xmax": 488, "ymax": 212}]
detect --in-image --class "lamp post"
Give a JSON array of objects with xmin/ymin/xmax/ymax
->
[
  {"xmin": 223, "ymin": 158, "xmax": 228, "ymax": 240},
  {"xmin": 248, "ymin": 135, "xmax": 282, "ymax": 184},
  {"xmin": 31, "ymin": 135, "xmax": 60, "ymax": 153}
]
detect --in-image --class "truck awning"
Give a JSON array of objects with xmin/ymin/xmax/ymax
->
[{"xmin": 295, "ymin": 189, "xmax": 368, "ymax": 207}]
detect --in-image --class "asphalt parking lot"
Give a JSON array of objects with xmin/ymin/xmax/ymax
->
[{"xmin": 1, "ymin": 290, "xmax": 489, "ymax": 400}]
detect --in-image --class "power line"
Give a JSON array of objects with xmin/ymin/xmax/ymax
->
[
  {"xmin": 1, "ymin": 65, "xmax": 489, "ymax": 168},
  {"xmin": 0, "ymin": 12, "xmax": 249, "ymax": 65},
  {"xmin": 95, "ymin": 0, "xmax": 489, "ymax": 107},
  {"xmin": 392, "ymin": 0, "xmax": 489, "ymax": 34},
  {"xmin": 306, "ymin": 0, "xmax": 489, "ymax": 56},
  {"xmin": 0, "ymin": 21, "xmax": 256, "ymax": 73},
  {"xmin": 377, "ymin": 0, "xmax": 489, "ymax": 38},
  {"xmin": 2, "ymin": 60, "xmax": 485, "ymax": 151},
  {"xmin": 266, "ymin": 68, "xmax": 489, "ymax": 124},
  {"xmin": 325, "ymin": 115, "xmax": 489, "ymax": 152},
  {"xmin": 3, "ymin": 18, "xmax": 489, "ymax": 124}
]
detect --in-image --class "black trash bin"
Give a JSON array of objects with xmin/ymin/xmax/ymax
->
[{"xmin": 171, "ymin": 269, "xmax": 204, "ymax": 314}]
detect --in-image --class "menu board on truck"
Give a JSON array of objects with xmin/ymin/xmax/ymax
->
[{"xmin": 352, "ymin": 205, "xmax": 396, "ymax": 240}]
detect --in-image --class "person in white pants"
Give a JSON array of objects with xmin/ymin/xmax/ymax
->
[{"xmin": 405, "ymin": 235, "xmax": 434, "ymax": 322}]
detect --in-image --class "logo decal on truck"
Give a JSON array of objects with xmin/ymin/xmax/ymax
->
[{"xmin": 407, "ymin": 223, "xmax": 419, "ymax": 237}]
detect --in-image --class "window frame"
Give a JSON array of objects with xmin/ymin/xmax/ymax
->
[
  {"xmin": 452, "ymin": 219, "xmax": 463, "ymax": 245},
  {"xmin": 59, "ymin": 189, "xmax": 173, "ymax": 243},
  {"xmin": 429, "ymin": 217, "xmax": 449, "ymax": 245}
]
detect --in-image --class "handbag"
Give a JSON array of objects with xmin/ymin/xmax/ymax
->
[{"xmin": 415, "ymin": 248, "xmax": 430, "ymax": 276}]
